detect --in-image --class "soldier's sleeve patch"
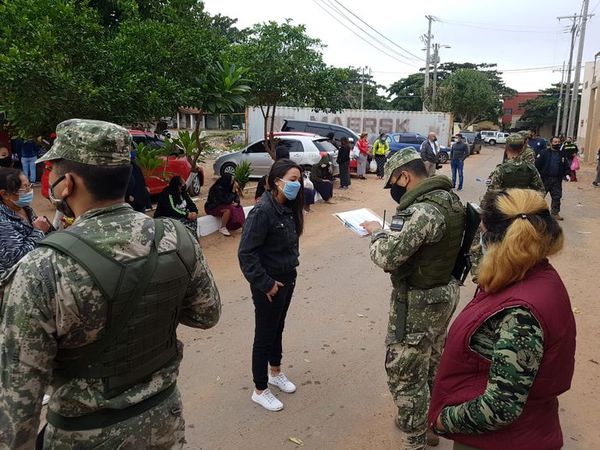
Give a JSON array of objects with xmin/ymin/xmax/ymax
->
[{"xmin": 389, "ymin": 215, "xmax": 405, "ymax": 231}]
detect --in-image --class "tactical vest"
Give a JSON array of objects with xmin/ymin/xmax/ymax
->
[
  {"xmin": 406, "ymin": 190, "xmax": 465, "ymax": 289},
  {"xmin": 39, "ymin": 219, "xmax": 196, "ymax": 400},
  {"xmin": 500, "ymin": 162, "xmax": 538, "ymax": 189}
]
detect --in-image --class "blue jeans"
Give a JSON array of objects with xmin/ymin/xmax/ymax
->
[
  {"xmin": 21, "ymin": 156, "xmax": 38, "ymax": 183},
  {"xmin": 451, "ymin": 159, "xmax": 464, "ymax": 189}
]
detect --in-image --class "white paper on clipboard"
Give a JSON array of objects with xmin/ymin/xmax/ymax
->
[{"xmin": 334, "ymin": 208, "xmax": 386, "ymax": 237}]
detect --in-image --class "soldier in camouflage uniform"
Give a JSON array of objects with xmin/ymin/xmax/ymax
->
[
  {"xmin": 0, "ymin": 119, "xmax": 221, "ymax": 449},
  {"xmin": 471, "ymin": 133, "xmax": 545, "ymax": 281},
  {"xmin": 361, "ymin": 148, "xmax": 465, "ymax": 450}
]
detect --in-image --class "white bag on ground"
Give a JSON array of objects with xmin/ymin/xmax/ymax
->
[{"xmin": 369, "ymin": 160, "xmax": 377, "ymax": 173}]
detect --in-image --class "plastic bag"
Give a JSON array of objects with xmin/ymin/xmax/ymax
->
[
  {"xmin": 369, "ymin": 159, "xmax": 377, "ymax": 172},
  {"xmin": 352, "ymin": 145, "xmax": 360, "ymax": 158},
  {"xmin": 570, "ymin": 155, "xmax": 580, "ymax": 171}
]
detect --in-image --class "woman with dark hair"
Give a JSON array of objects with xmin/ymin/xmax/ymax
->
[
  {"xmin": 154, "ymin": 175, "xmax": 198, "ymax": 234},
  {"xmin": 238, "ymin": 159, "xmax": 304, "ymax": 412},
  {"xmin": 0, "ymin": 167, "xmax": 51, "ymax": 279},
  {"xmin": 429, "ymin": 189, "xmax": 576, "ymax": 450},
  {"xmin": 204, "ymin": 173, "xmax": 244, "ymax": 236},
  {"xmin": 309, "ymin": 153, "xmax": 334, "ymax": 202}
]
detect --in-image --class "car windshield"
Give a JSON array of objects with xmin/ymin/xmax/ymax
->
[{"xmin": 314, "ymin": 139, "xmax": 337, "ymax": 153}]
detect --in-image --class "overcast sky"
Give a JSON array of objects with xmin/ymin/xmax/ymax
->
[{"xmin": 203, "ymin": 0, "xmax": 600, "ymax": 94}]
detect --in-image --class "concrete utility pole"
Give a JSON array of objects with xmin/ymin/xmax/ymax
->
[
  {"xmin": 567, "ymin": 0, "xmax": 591, "ymax": 138},
  {"xmin": 359, "ymin": 66, "xmax": 370, "ymax": 133},
  {"xmin": 431, "ymin": 44, "xmax": 450, "ymax": 111},
  {"xmin": 555, "ymin": 62, "xmax": 566, "ymax": 135},
  {"xmin": 423, "ymin": 15, "xmax": 435, "ymax": 111},
  {"xmin": 558, "ymin": 15, "xmax": 578, "ymax": 136}
]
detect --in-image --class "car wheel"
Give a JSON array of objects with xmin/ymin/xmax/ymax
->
[
  {"xmin": 188, "ymin": 174, "xmax": 201, "ymax": 196},
  {"xmin": 489, "ymin": 139, "xmax": 496, "ymax": 146},
  {"xmin": 220, "ymin": 162, "xmax": 236, "ymax": 177},
  {"xmin": 437, "ymin": 152, "xmax": 449, "ymax": 164}
]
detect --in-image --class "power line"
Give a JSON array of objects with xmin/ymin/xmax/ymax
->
[
  {"xmin": 438, "ymin": 18, "xmax": 566, "ymax": 34},
  {"xmin": 330, "ymin": 0, "xmax": 423, "ymax": 61},
  {"xmin": 311, "ymin": 0, "xmax": 420, "ymax": 68},
  {"xmin": 320, "ymin": 0, "xmax": 420, "ymax": 65}
]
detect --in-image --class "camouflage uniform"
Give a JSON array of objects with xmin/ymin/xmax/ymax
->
[
  {"xmin": 439, "ymin": 307, "xmax": 544, "ymax": 432},
  {"xmin": 368, "ymin": 149, "xmax": 463, "ymax": 450},
  {"xmin": 0, "ymin": 120, "xmax": 221, "ymax": 449}
]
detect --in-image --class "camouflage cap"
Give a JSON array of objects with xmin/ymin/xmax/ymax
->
[
  {"xmin": 383, "ymin": 147, "xmax": 421, "ymax": 188},
  {"xmin": 506, "ymin": 133, "xmax": 525, "ymax": 146},
  {"xmin": 37, "ymin": 119, "xmax": 132, "ymax": 166}
]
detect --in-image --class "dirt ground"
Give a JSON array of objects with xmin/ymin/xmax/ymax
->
[{"xmin": 31, "ymin": 146, "xmax": 600, "ymax": 449}]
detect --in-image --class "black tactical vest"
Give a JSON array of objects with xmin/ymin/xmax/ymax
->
[{"xmin": 39, "ymin": 218, "xmax": 196, "ymax": 399}]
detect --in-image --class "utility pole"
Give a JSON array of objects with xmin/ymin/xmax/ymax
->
[
  {"xmin": 555, "ymin": 62, "xmax": 566, "ymax": 135},
  {"xmin": 567, "ymin": 0, "xmax": 592, "ymax": 139},
  {"xmin": 431, "ymin": 44, "xmax": 450, "ymax": 111},
  {"xmin": 360, "ymin": 66, "xmax": 370, "ymax": 133},
  {"xmin": 558, "ymin": 14, "xmax": 579, "ymax": 136},
  {"xmin": 423, "ymin": 15, "xmax": 435, "ymax": 111}
]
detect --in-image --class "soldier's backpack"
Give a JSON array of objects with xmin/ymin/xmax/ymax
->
[{"xmin": 452, "ymin": 202, "xmax": 481, "ymax": 285}]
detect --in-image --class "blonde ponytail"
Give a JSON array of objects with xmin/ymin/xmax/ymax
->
[{"xmin": 478, "ymin": 189, "xmax": 563, "ymax": 293}]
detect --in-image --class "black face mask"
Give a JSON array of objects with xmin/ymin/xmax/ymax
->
[
  {"xmin": 390, "ymin": 184, "xmax": 407, "ymax": 203},
  {"xmin": 552, "ymin": 144, "xmax": 561, "ymax": 150},
  {"xmin": 49, "ymin": 175, "xmax": 76, "ymax": 218},
  {"xmin": 0, "ymin": 156, "xmax": 11, "ymax": 167}
]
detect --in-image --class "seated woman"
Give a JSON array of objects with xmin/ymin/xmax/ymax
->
[
  {"xmin": 154, "ymin": 175, "xmax": 198, "ymax": 235},
  {"xmin": 0, "ymin": 168, "xmax": 52, "ymax": 279},
  {"xmin": 204, "ymin": 174, "xmax": 244, "ymax": 237},
  {"xmin": 429, "ymin": 189, "xmax": 576, "ymax": 450},
  {"xmin": 309, "ymin": 153, "xmax": 334, "ymax": 202}
]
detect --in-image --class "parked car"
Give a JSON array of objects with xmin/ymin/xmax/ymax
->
[
  {"xmin": 281, "ymin": 120, "xmax": 359, "ymax": 148},
  {"xmin": 386, "ymin": 132, "xmax": 451, "ymax": 164},
  {"xmin": 479, "ymin": 130, "xmax": 510, "ymax": 146},
  {"xmin": 41, "ymin": 130, "xmax": 204, "ymax": 199},
  {"xmin": 213, "ymin": 132, "xmax": 339, "ymax": 178}
]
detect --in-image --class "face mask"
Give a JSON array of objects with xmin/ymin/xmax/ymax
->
[
  {"xmin": 432, "ymin": 137, "xmax": 437, "ymax": 142},
  {"xmin": 14, "ymin": 190, "xmax": 33, "ymax": 207},
  {"xmin": 49, "ymin": 175, "xmax": 75, "ymax": 218},
  {"xmin": 0, "ymin": 156, "xmax": 11, "ymax": 168},
  {"xmin": 281, "ymin": 179, "xmax": 301, "ymax": 201},
  {"xmin": 390, "ymin": 183, "xmax": 407, "ymax": 204},
  {"xmin": 552, "ymin": 144, "xmax": 561, "ymax": 150}
]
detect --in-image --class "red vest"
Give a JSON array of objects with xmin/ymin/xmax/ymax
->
[{"xmin": 429, "ymin": 262, "xmax": 576, "ymax": 450}]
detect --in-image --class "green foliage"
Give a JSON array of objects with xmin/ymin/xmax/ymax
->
[
  {"xmin": 438, "ymin": 69, "xmax": 498, "ymax": 127},
  {"xmin": 193, "ymin": 61, "xmax": 251, "ymax": 115},
  {"xmin": 334, "ymin": 67, "xmax": 390, "ymax": 110},
  {"xmin": 0, "ymin": 0, "xmax": 238, "ymax": 136},
  {"xmin": 388, "ymin": 73, "xmax": 424, "ymax": 111},
  {"xmin": 234, "ymin": 160, "xmax": 253, "ymax": 189},
  {"xmin": 519, "ymin": 83, "xmax": 581, "ymax": 131},
  {"xmin": 134, "ymin": 142, "xmax": 166, "ymax": 175}
]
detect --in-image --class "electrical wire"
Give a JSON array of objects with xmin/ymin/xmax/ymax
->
[
  {"xmin": 320, "ymin": 0, "xmax": 421, "ymax": 64},
  {"xmin": 438, "ymin": 18, "xmax": 566, "ymax": 34},
  {"xmin": 330, "ymin": 0, "xmax": 423, "ymax": 61},
  {"xmin": 311, "ymin": 0, "xmax": 421, "ymax": 68}
]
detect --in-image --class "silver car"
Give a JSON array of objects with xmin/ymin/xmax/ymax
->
[{"xmin": 213, "ymin": 132, "xmax": 339, "ymax": 178}]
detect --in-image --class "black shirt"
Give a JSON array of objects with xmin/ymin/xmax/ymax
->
[
  {"xmin": 337, "ymin": 143, "xmax": 351, "ymax": 164},
  {"xmin": 238, "ymin": 192, "xmax": 299, "ymax": 293}
]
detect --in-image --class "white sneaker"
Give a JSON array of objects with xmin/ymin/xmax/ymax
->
[
  {"xmin": 251, "ymin": 388, "xmax": 283, "ymax": 411},
  {"xmin": 42, "ymin": 394, "xmax": 51, "ymax": 406},
  {"xmin": 219, "ymin": 227, "xmax": 231, "ymax": 236},
  {"xmin": 268, "ymin": 372, "xmax": 297, "ymax": 393}
]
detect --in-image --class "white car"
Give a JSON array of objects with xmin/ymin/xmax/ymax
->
[
  {"xmin": 213, "ymin": 132, "xmax": 339, "ymax": 178},
  {"xmin": 480, "ymin": 131, "xmax": 510, "ymax": 146}
]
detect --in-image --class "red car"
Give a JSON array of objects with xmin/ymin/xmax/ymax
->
[{"xmin": 42, "ymin": 130, "xmax": 204, "ymax": 199}]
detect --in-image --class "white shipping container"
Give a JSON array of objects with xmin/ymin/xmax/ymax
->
[{"xmin": 246, "ymin": 106, "xmax": 454, "ymax": 146}]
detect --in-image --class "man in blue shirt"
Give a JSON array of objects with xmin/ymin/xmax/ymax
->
[
  {"xmin": 450, "ymin": 134, "xmax": 469, "ymax": 191},
  {"xmin": 20, "ymin": 139, "xmax": 41, "ymax": 183}
]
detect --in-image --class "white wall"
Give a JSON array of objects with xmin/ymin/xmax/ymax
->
[{"xmin": 247, "ymin": 106, "xmax": 454, "ymax": 146}]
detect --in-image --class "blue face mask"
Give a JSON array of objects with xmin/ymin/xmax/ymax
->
[
  {"xmin": 281, "ymin": 179, "xmax": 301, "ymax": 201},
  {"xmin": 15, "ymin": 190, "xmax": 34, "ymax": 207}
]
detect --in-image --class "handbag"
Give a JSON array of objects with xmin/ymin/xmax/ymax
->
[
  {"xmin": 570, "ymin": 155, "xmax": 580, "ymax": 171},
  {"xmin": 352, "ymin": 144, "xmax": 360, "ymax": 158}
]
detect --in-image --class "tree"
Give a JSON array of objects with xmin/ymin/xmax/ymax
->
[
  {"xmin": 334, "ymin": 67, "xmax": 390, "ymax": 110},
  {"xmin": 519, "ymin": 84, "xmax": 581, "ymax": 134},
  {"xmin": 235, "ymin": 20, "xmax": 345, "ymax": 157},
  {"xmin": 0, "ymin": 0, "xmax": 239, "ymax": 137},
  {"xmin": 438, "ymin": 69, "xmax": 498, "ymax": 128},
  {"xmin": 388, "ymin": 73, "xmax": 424, "ymax": 111}
]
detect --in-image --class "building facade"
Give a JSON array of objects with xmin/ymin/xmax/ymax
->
[
  {"xmin": 502, "ymin": 92, "xmax": 541, "ymax": 129},
  {"xmin": 577, "ymin": 58, "xmax": 600, "ymax": 164}
]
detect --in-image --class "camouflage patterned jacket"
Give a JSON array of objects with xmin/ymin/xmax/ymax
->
[
  {"xmin": 485, "ymin": 157, "xmax": 545, "ymax": 194},
  {"xmin": 0, "ymin": 204, "xmax": 221, "ymax": 449},
  {"xmin": 440, "ymin": 307, "xmax": 544, "ymax": 433},
  {"xmin": 368, "ymin": 178, "xmax": 460, "ymax": 344}
]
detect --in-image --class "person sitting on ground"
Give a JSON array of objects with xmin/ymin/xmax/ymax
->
[
  {"xmin": 430, "ymin": 189, "xmax": 575, "ymax": 450},
  {"xmin": 0, "ymin": 167, "xmax": 51, "ymax": 279},
  {"xmin": 309, "ymin": 153, "xmax": 334, "ymax": 203},
  {"xmin": 154, "ymin": 175, "xmax": 198, "ymax": 234},
  {"xmin": 205, "ymin": 173, "xmax": 245, "ymax": 237}
]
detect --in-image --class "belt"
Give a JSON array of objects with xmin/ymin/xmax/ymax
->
[{"xmin": 46, "ymin": 383, "xmax": 177, "ymax": 431}]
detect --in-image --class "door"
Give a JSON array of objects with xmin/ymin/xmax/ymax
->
[
  {"xmin": 277, "ymin": 139, "xmax": 304, "ymax": 165},
  {"xmin": 245, "ymin": 140, "xmax": 272, "ymax": 176}
]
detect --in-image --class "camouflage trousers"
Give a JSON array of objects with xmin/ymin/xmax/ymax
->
[
  {"xmin": 41, "ymin": 387, "xmax": 186, "ymax": 450},
  {"xmin": 385, "ymin": 284, "xmax": 459, "ymax": 450}
]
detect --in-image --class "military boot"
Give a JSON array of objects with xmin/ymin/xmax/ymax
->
[
  {"xmin": 394, "ymin": 416, "xmax": 427, "ymax": 449},
  {"xmin": 426, "ymin": 430, "xmax": 440, "ymax": 447}
]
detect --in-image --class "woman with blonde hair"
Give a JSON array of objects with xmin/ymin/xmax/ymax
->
[{"xmin": 429, "ymin": 188, "xmax": 576, "ymax": 450}]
